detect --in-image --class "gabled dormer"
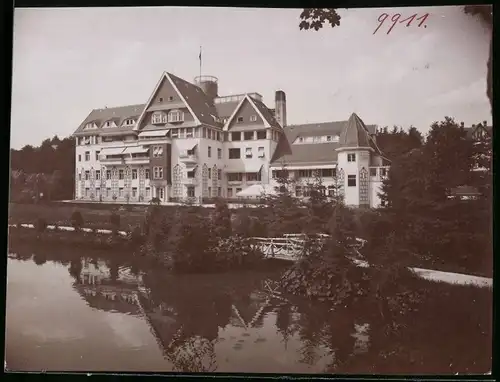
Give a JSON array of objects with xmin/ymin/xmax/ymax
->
[
  {"xmin": 102, "ymin": 118, "xmax": 120, "ymax": 128},
  {"xmin": 224, "ymin": 95, "xmax": 270, "ymax": 131},
  {"xmin": 84, "ymin": 121, "xmax": 98, "ymax": 130},
  {"xmin": 122, "ymin": 118, "xmax": 136, "ymax": 127}
]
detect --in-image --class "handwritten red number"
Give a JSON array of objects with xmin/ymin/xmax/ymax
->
[
  {"xmin": 387, "ymin": 13, "xmax": 401, "ymax": 34},
  {"xmin": 416, "ymin": 13, "xmax": 429, "ymax": 27},
  {"xmin": 399, "ymin": 13, "xmax": 417, "ymax": 27},
  {"xmin": 373, "ymin": 13, "xmax": 389, "ymax": 35}
]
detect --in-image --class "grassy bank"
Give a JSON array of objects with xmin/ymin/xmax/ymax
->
[{"xmin": 8, "ymin": 202, "xmax": 193, "ymax": 231}]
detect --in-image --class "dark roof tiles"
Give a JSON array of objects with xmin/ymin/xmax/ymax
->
[
  {"xmin": 73, "ymin": 104, "xmax": 145, "ymax": 135},
  {"xmin": 270, "ymin": 118, "xmax": 379, "ymax": 165},
  {"xmin": 167, "ymin": 73, "xmax": 222, "ymax": 128}
]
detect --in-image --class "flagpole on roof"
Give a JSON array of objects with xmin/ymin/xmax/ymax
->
[{"xmin": 199, "ymin": 46, "xmax": 202, "ymax": 79}]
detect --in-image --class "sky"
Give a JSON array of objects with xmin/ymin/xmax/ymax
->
[{"xmin": 11, "ymin": 6, "xmax": 491, "ymax": 149}]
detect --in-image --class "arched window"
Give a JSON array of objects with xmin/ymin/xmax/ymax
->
[{"xmin": 168, "ymin": 109, "xmax": 184, "ymax": 123}]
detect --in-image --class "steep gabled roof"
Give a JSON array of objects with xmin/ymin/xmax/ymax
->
[
  {"xmin": 223, "ymin": 94, "xmax": 278, "ymax": 131},
  {"xmin": 168, "ymin": 73, "xmax": 222, "ymax": 128},
  {"xmin": 250, "ymin": 97, "xmax": 281, "ymax": 129},
  {"xmin": 214, "ymin": 100, "xmax": 240, "ymax": 118},
  {"xmin": 73, "ymin": 104, "xmax": 145, "ymax": 136}
]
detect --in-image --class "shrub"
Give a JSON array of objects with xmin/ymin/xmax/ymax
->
[
  {"xmin": 150, "ymin": 197, "xmax": 161, "ymax": 206},
  {"xmin": 71, "ymin": 210, "xmax": 84, "ymax": 230},
  {"xmin": 35, "ymin": 217, "xmax": 48, "ymax": 233},
  {"xmin": 110, "ymin": 212, "xmax": 121, "ymax": 231},
  {"xmin": 130, "ymin": 225, "xmax": 145, "ymax": 247},
  {"xmin": 212, "ymin": 199, "xmax": 232, "ymax": 239}
]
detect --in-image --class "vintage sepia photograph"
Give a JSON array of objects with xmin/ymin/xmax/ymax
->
[{"xmin": 7, "ymin": 5, "xmax": 492, "ymax": 375}]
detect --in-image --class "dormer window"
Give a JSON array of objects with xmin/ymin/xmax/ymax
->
[
  {"xmin": 84, "ymin": 122, "xmax": 95, "ymax": 129},
  {"xmin": 104, "ymin": 120, "xmax": 115, "ymax": 128},
  {"xmin": 123, "ymin": 119, "xmax": 135, "ymax": 126},
  {"xmin": 152, "ymin": 112, "xmax": 167, "ymax": 124},
  {"xmin": 299, "ymin": 137, "xmax": 304, "ymax": 142},
  {"xmin": 168, "ymin": 109, "xmax": 184, "ymax": 123},
  {"xmin": 237, "ymin": 117, "xmax": 244, "ymax": 123},
  {"xmin": 250, "ymin": 115, "xmax": 257, "ymax": 122}
]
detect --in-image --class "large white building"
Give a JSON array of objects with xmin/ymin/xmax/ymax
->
[{"xmin": 72, "ymin": 72, "xmax": 390, "ymax": 208}]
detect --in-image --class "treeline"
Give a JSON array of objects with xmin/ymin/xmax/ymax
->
[{"xmin": 10, "ymin": 136, "xmax": 75, "ymax": 201}]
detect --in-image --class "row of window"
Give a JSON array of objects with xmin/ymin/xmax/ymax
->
[
  {"xmin": 271, "ymin": 168, "xmax": 336, "ymax": 179},
  {"xmin": 83, "ymin": 187, "xmax": 151, "ymax": 198},
  {"xmin": 84, "ymin": 118, "xmax": 136, "ymax": 130},
  {"xmin": 271, "ymin": 167, "xmax": 386, "ymax": 180},
  {"xmin": 228, "ymin": 147, "xmax": 265, "ymax": 159},
  {"xmin": 78, "ymin": 167, "xmax": 164, "ymax": 180},
  {"xmin": 295, "ymin": 185, "xmax": 338, "ymax": 197},
  {"xmin": 295, "ymin": 135, "xmax": 340, "ymax": 144},
  {"xmin": 227, "ymin": 172, "xmax": 262, "ymax": 182},
  {"xmin": 151, "ymin": 110, "xmax": 184, "ymax": 124},
  {"xmin": 235, "ymin": 115, "xmax": 258, "ymax": 123}
]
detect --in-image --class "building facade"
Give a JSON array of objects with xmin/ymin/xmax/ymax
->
[{"xmin": 72, "ymin": 72, "xmax": 389, "ymax": 208}]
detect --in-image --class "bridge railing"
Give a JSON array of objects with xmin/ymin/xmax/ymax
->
[{"xmin": 249, "ymin": 234, "xmax": 367, "ymax": 261}]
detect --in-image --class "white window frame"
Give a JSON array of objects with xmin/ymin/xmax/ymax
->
[
  {"xmin": 250, "ymin": 115, "xmax": 257, "ymax": 122},
  {"xmin": 245, "ymin": 147, "xmax": 252, "ymax": 158},
  {"xmin": 153, "ymin": 145, "xmax": 164, "ymax": 158},
  {"xmin": 168, "ymin": 110, "xmax": 184, "ymax": 123},
  {"xmin": 95, "ymin": 170, "xmax": 101, "ymax": 180},
  {"xmin": 347, "ymin": 153, "xmax": 356, "ymax": 162},
  {"xmin": 145, "ymin": 169, "xmax": 150, "ymax": 179},
  {"xmin": 152, "ymin": 112, "xmax": 167, "ymax": 124},
  {"xmin": 217, "ymin": 148, "xmax": 222, "ymax": 159},
  {"xmin": 208, "ymin": 146, "xmax": 212, "ymax": 158},
  {"xmin": 132, "ymin": 169, "xmax": 138, "ymax": 179},
  {"xmin": 258, "ymin": 147, "xmax": 265, "ymax": 158},
  {"xmin": 153, "ymin": 166, "xmax": 163, "ymax": 179},
  {"xmin": 85, "ymin": 171, "xmax": 90, "ymax": 180},
  {"xmin": 85, "ymin": 151, "xmax": 90, "ymax": 161}
]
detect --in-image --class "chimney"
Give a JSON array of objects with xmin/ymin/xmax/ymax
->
[
  {"xmin": 483, "ymin": 120, "xmax": 487, "ymax": 126},
  {"xmin": 460, "ymin": 122, "xmax": 465, "ymax": 128},
  {"xmin": 275, "ymin": 90, "xmax": 287, "ymax": 127}
]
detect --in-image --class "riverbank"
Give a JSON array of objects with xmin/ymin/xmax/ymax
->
[{"xmin": 8, "ymin": 224, "xmax": 492, "ymax": 289}]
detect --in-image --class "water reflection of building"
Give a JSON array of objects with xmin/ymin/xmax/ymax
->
[
  {"xmin": 79, "ymin": 258, "xmax": 143, "ymax": 285},
  {"xmin": 73, "ymin": 258, "xmax": 144, "ymax": 316}
]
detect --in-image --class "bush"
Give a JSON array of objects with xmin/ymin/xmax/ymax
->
[
  {"xmin": 150, "ymin": 197, "xmax": 161, "ymax": 206},
  {"xmin": 110, "ymin": 212, "xmax": 121, "ymax": 231},
  {"xmin": 130, "ymin": 225, "xmax": 145, "ymax": 247},
  {"xmin": 35, "ymin": 217, "xmax": 48, "ymax": 233},
  {"xmin": 71, "ymin": 210, "xmax": 84, "ymax": 230}
]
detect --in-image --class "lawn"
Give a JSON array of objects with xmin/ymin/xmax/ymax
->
[{"xmin": 8, "ymin": 202, "xmax": 151, "ymax": 230}]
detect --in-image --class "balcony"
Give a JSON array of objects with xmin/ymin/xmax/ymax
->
[
  {"xmin": 369, "ymin": 166, "xmax": 390, "ymax": 182},
  {"xmin": 124, "ymin": 156, "xmax": 150, "ymax": 165},
  {"xmin": 100, "ymin": 156, "xmax": 126, "ymax": 165},
  {"xmin": 179, "ymin": 151, "xmax": 198, "ymax": 163},
  {"xmin": 182, "ymin": 178, "xmax": 199, "ymax": 186}
]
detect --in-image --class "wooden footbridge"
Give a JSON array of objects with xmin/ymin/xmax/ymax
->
[{"xmin": 250, "ymin": 234, "xmax": 366, "ymax": 262}]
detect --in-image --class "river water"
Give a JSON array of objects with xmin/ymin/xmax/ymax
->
[{"xmin": 5, "ymin": 245, "xmax": 492, "ymax": 374}]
